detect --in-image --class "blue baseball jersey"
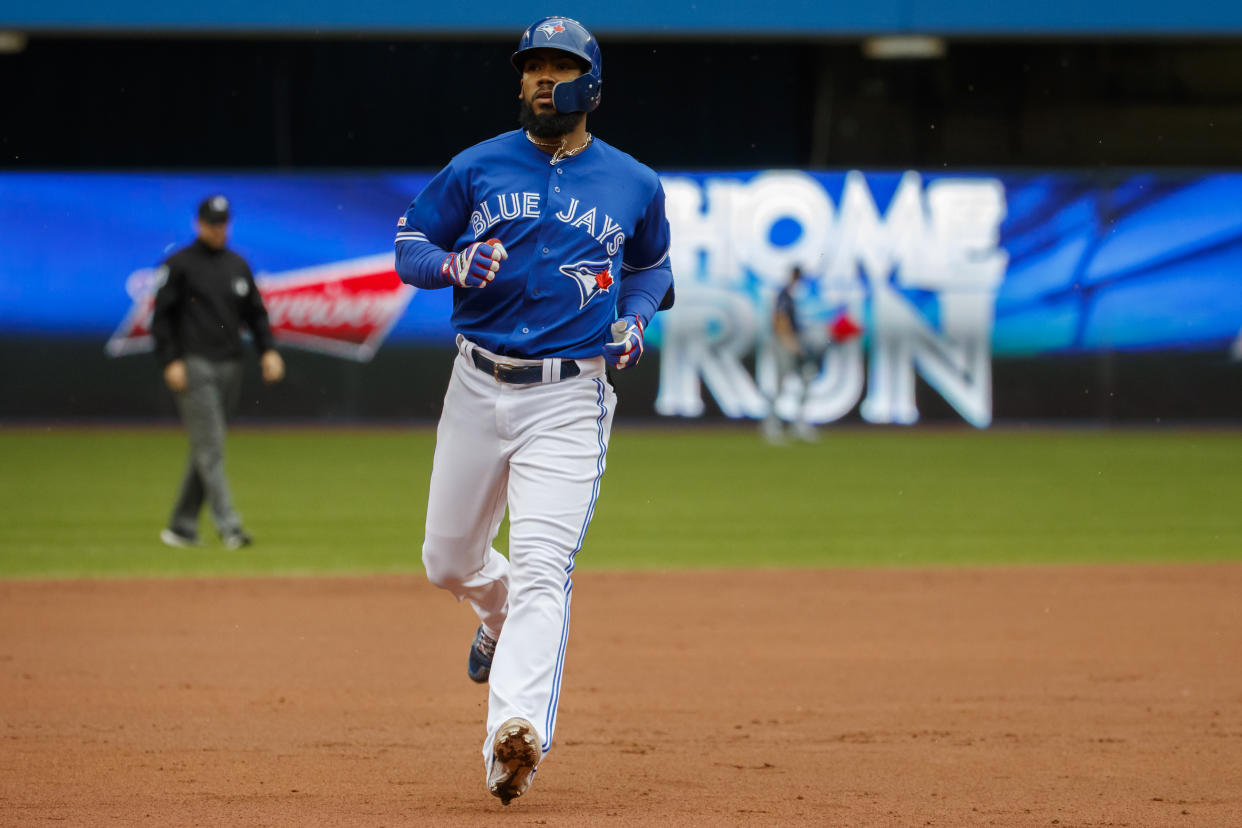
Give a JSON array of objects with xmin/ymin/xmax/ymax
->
[
  {"xmin": 394, "ymin": 129, "xmax": 674, "ymax": 359},
  {"xmin": 774, "ymin": 285, "xmax": 800, "ymax": 335}
]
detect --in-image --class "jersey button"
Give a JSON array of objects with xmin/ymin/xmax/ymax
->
[
  {"xmin": 554, "ymin": 186, "xmax": 561, "ymax": 193},
  {"xmin": 522, "ymin": 327, "xmax": 530, "ymax": 333},
  {"xmin": 542, "ymin": 247, "xmax": 550, "ymax": 254},
  {"xmin": 556, "ymin": 168, "xmax": 563, "ymax": 175}
]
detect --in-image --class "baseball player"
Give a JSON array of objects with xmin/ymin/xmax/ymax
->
[
  {"xmin": 762, "ymin": 266, "xmax": 863, "ymax": 443},
  {"xmin": 763, "ymin": 266, "xmax": 823, "ymax": 443},
  {"xmin": 393, "ymin": 17, "xmax": 674, "ymax": 805}
]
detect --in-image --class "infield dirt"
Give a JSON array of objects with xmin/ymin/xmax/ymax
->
[{"xmin": 2, "ymin": 565, "xmax": 1240, "ymax": 826}]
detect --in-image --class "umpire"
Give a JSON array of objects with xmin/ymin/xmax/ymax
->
[{"xmin": 151, "ymin": 195, "xmax": 284, "ymax": 550}]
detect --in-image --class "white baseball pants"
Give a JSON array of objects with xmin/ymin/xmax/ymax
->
[{"xmin": 421, "ymin": 336, "xmax": 616, "ymax": 764}]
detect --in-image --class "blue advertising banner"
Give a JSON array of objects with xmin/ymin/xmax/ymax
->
[{"xmin": 3, "ymin": 169, "xmax": 1240, "ymax": 425}]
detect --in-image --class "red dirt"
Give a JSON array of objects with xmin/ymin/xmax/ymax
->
[{"xmin": 2, "ymin": 565, "xmax": 1240, "ymax": 827}]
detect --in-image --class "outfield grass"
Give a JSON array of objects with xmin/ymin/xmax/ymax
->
[{"xmin": 0, "ymin": 424, "xmax": 1239, "ymax": 578}]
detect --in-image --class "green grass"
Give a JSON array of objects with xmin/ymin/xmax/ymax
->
[{"xmin": 1, "ymin": 424, "xmax": 1239, "ymax": 578}]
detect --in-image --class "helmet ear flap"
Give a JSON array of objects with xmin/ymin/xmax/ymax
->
[{"xmin": 552, "ymin": 74, "xmax": 602, "ymax": 114}]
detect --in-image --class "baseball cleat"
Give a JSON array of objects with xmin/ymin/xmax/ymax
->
[
  {"xmin": 792, "ymin": 421, "xmax": 820, "ymax": 443},
  {"xmin": 760, "ymin": 417, "xmax": 786, "ymax": 445},
  {"xmin": 160, "ymin": 528, "xmax": 202, "ymax": 549},
  {"xmin": 487, "ymin": 718, "xmax": 540, "ymax": 805},
  {"xmin": 467, "ymin": 625, "xmax": 498, "ymax": 683}
]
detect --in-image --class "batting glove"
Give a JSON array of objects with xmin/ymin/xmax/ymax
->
[
  {"xmin": 604, "ymin": 314, "xmax": 645, "ymax": 369},
  {"xmin": 441, "ymin": 237, "xmax": 507, "ymax": 288}
]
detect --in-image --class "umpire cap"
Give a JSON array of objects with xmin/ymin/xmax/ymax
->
[{"xmin": 197, "ymin": 195, "xmax": 231, "ymax": 224}]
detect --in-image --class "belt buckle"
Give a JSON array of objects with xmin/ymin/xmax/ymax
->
[{"xmin": 492, "ymin": 361, "xmax": 514, "ymax": 382}]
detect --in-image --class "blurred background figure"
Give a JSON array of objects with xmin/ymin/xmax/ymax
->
[
  {"xmin": 151, "ymin": 196, "xmax": 285, "ymax": 550},
  {"xmin": 763, "ymin": 266, "xmax": 823, "ymax": 444},
  {"xmin": 763, "ymin": 266, "xmax": 864, "ymax": 444}
]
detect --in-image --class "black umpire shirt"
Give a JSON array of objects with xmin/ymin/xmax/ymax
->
[{"xmin": 150, "ymin": 239, "xmax": 275, "ymax": 366}]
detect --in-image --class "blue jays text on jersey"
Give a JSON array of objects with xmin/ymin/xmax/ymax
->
[
  {"xmin": 468, "ymin": 193, "xmax": 627, "ymax": 258},
  {"xmin": 393, "ymin": 130, "xmax": 674, "ymax": 360}
]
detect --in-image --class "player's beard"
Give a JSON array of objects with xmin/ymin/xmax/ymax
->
[{"xmin": 519, "ymin": 99, "xmax": 584, "ymax": 140}]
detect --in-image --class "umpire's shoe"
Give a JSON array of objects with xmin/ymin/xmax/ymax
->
[
  {"xmin": 468, "ymin": 625, "xmax": 498, "ymax": 683},
  {"xmin": 487, "ymin": 717, "xmax": 540, "ymax": 805},
  {"xmin": 160, "ymin": 528, "xmax": 202, "ymax": 549},
  {"xmin": 223, "ymin": 530, "xmax": 253, "ymax": 550}
]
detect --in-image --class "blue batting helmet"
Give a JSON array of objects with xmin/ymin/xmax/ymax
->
[{"xmin": 511, "ymin": 16, "xmax": 602, "ymax": 114}]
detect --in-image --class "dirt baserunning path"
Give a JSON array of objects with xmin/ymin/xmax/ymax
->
[{"xmin": 2, "ymin": 565, "xmax": 1240, "ymax": 826}]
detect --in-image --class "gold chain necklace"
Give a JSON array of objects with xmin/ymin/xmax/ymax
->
[{"xmin": 525, "ymin": 130, "xmax": 593, "ymax": 166}]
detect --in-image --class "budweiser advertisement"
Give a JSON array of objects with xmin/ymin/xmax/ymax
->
[{"xmin": 106, "ymin": 253, "xmax": 415, "ymax": 362}]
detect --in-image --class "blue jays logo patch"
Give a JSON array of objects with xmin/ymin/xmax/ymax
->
[
  {"xmin": 559, "ymin": 259, "xmax": 613, "ymax": 310},
  {"xmin": 537, "ymin": 20, "xmax": 567, "ymax": 39}
]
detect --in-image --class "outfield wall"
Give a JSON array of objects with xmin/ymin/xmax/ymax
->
[
  {"xmin": 2, "ymin": 169, "xmax": 1240, "ymax": 424},
  {"xmin": 5, "ymin": 340, "xmax": 1241, "ymax": 425}
]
